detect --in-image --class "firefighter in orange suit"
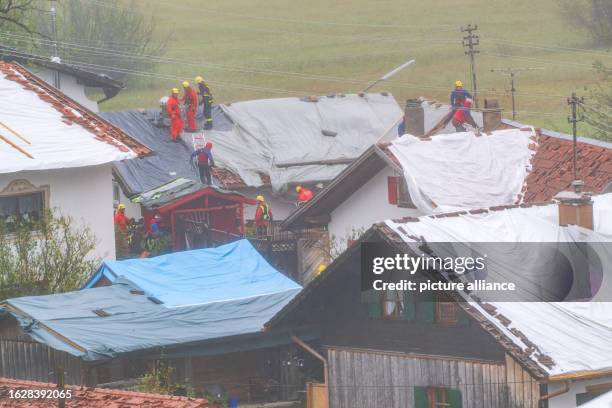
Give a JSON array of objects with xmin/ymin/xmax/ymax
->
[
  {"xmin": 181, "ymin": 81, "xmax": 198, "ymax": 132},
  {"xmin": 167, "ymin": 88, "xmax": 183, "ymax": 141},
  {"xmin": 254, "ymin": 195, "xmax": 273, "ymax": 236}
]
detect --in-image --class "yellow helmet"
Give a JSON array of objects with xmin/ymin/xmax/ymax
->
[
  {"xmin": 455, "ymin": 80, "xmax": 463, "ymax": 88},
  {"xmin": 195, "ymin": 76, "xmax": 204, "ymax": 83},
  {"xmin": 256, "ymin": 195, "xmax": 265, "ymax": 202},
  {"xmin": 295, "ymin": 185, "xmax": 302, "ymax": 193},
  {"xmin": 171, "ymin": 88, "xmax": 179, "ymax": 94},
  {"xmin": 317, "ymin": 264, "xmax": 327, "ymax": 275},
  {"xmin": 117, "ymin": 203, "xmax": 126, "ymax": 210},
  {"xmin": 182, "ymin": 81, "xmax": 190, "ymax": 88}
]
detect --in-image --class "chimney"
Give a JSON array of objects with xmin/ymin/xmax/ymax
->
[
  {"xmin": 404, "ymin": 98, "xmax": 424, "ymax": 137},
  {"xmin": 555, "ymin": 180, "xmax": 593, "ymax": 230},
  {"xmin": 482, "ymin": 99, "xmax": 503, "ymax": 132}
]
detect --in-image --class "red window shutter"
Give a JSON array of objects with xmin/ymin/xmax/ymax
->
[{"xmin": 388, "ymin": 176, "xmax": 398, "ymax": 204}]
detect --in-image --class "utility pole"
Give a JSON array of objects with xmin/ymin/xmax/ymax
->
[
  {"xmin": 461, "ymin": 24, "xmax": 480, "ymax": 107},
  {"xmin": 50, "ymin": 0, "xmax": 60, "ymax": 88},
  {"xmin": 567, "ymin": 92, "xmax": 584, "ymax": 181},
  {"xmin": 490, "ymin": 67, "xmax": 543, "ymax": 120}
]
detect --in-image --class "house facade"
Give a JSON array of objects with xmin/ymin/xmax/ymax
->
[
  {"xmin": 0, "ymin": 61, "xmax": 149, "ymax": 260},
  {"xmin": 268, "ymin": 192, "xmax": 612, "ymax": 408}
]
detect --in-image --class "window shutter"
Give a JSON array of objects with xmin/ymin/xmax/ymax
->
[
  {"xmin": 448, "ymin": 389, "xmax": 463, "ymax": 408},
  {"xmin": 417, "ymin": 291, "xmax": 435, "ymax": 323},
  {"xmin": 367, "ymin": 289, "xmax": 382, "ymax": 319},
  {"xmin": 402, "ymin": 290, "xmax": 415, "ymax": 321},
  {"xmin": 457, "ymin": 308, "xmax": 471, "ymax": 326},
  {"xmin": 387, "ymin": 176, "xmax": 398, "ymax": 204},
  {"xmin": 413, "ymin": 386, "xmax": 428, "ymax": 408}
]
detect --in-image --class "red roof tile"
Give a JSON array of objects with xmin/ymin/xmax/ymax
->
[
  {"xmin": 0, "ymin": 377, "xmax": 213, "ymax": 407},
  {"xmin": 211, "ymin": 167, "xmax": 271, "ymax": 190},
  {"xmin": 0, "ymin": 61, "xmax": 151, "ymax": 157}
]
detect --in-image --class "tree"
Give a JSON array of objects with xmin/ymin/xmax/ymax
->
[
  {"xmin": 584, "ymin": 61, "xmax": 612, "ymax": 141},
  {"xmin": 35, "ymin": 0, "xmax": 169, "ymax": 82},
  {"xmin": 558, "ymin": 0, "xmax": 612, "ymax": 47},
  {"xmin": 0, "ymin": 211, "xmax": 99, "ymax": 299},
  {"xmin": 0, "ymin": 0, "xmax": 46, "ymax": 41}
]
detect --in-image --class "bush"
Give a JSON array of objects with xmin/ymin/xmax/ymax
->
[{"xmin": 558, "ymin": 0, "xmax": 612, "ymax": 47}]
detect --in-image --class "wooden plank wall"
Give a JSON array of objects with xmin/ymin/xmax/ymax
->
[
  {"xmin": 505, "ymin": 354, "xmax": 540, "ymax": 408},
  {"xmin": 0, "ymin": 337, "xmax": 83, "ymax": 385},
  {"xmin": 327, "ymin": 347, "xmax": 510, "ymax": 408}
]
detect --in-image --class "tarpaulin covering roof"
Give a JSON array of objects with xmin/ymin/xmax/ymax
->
[
  {"xmin": 389, "ymin": 128, "xmax": 537, "ymax": 213},
  {"xmin": 1, "ymin": 240, "xmax": 301, "ymax": 361},
  {"xmin": 0, "ymin": 62, "xmax": 149, "ymax": 174},
  {"xmin": 105, "ymin": 93, "xmax": 402, "ymax": 196},
  {"xmin": 383, "ymin": 193, "xmax": 612, "ymax": 377}
]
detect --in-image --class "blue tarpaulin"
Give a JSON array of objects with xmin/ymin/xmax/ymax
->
[{"xmin": 1, "ymin": 240, "xmax": 302, "ymax": 361}]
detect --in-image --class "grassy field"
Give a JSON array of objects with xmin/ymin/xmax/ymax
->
[{"xmin": 100, "ymin": 0, "xmax": 612, "ymax": 136}]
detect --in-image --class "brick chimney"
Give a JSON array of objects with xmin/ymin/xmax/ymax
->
[
  {"xmin": 555, "ymin": 180, "xmax": 593, "ymax": 230},
  {"xmin": 404, "ymin": 98, "xmax": 424, "ymax": 136},
  {"xmin": 482, "ymin": 99, "xmax": 503, "ymax": 132}
]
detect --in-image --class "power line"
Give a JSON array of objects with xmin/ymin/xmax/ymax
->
[
  {"xmin": 481, "ymin": 52, "xmax": 596, "ymax": 69},
  {"xmin": 461, "ymin": 24, "xmax": 480, "ymax": 107},
  {"xmin": 490, "ymin": 67, "xmax": 544, "ymax": 120},
  {"xmin": 488, "ymin": 38, "xmax": 612, "ymax": 58}
]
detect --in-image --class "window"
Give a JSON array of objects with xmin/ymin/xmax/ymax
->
[
  {"xmin": 0, "ymin": 179, "xmax": 48, "ymax": 233},
  {"xmin": 382, "ymin": 288, "xmax": 404, "ymax": 319},
  {"xmin": 387, "ymin": 175, "xmax": 415, "ymax": 208},
  {"xmin": 112, "ymin": 181, "xmax": 121, "ymax": 206},
  {"xmin": 414, "ymin": 386, "xmax": 462, "ymax": 408},
  {"xmin": 435, "ymin": 294, "xmax": 459, "ymax": 325}
]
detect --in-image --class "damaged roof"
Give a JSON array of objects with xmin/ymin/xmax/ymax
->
[
  {"xmin": 269, "ymin": 194, "xmax": 612, "ymax": 380},
  {"xmin": 130, "ymin": 177, "xmax": 256, "ymax": 211},
  {"xmin": 1, "ymin": 240, "xmax": 301, "ymax": 361},
  {"xmin": 0, "ymin": 61, "xmax": 150, "ymax": 173},
  {"xmin": 105, "ymin": 93, "xmax": 402, "ymax": 196},
  {"xmin": 0, "ymin": 377, "xmax": 211, "ymax": 407},
  {"xmin": 282, "ymin": 118, "xmax": 612, "ymax": 229}
]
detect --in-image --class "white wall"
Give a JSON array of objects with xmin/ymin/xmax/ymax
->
[
  {"xmin": 0, "ymin": 164, "xmax": 116, "ymax": 260},
  {"xmin": 548, "ymin": 377, "xmax": 612, "ymax": 408},
  {"xmin": 329, "ymin": 166, "xmax": 422, "ymax": 250},
  {"xmin": 35, "ymin": 68, "xmax": 99, "ymax": 112},
  {"xmin": 115, "ymin": 182, "xmax": 142, "ymax": 220}
]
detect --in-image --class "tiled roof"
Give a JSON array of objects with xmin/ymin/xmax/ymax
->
[
  {"xmin": 211, "ymin": 167, "xmax": 271, "ymax": 190},
  {"xmin": 0, "ymin": 61, "xmax": 150, "ymax": 157},
  {"xmin": 0, "ymin": 377, "xmax": 212, "ymax": 407}
]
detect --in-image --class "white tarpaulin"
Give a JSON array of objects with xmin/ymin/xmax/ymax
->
[
  {"xmin": 0, "ymin": 68, "xmax": 137, "ymax": 174},
  {"xmin": 190, "ymin": 93, "xmax": 403, "ymax": 192},
  {"xmin": 384, "ymin": 194, "xmax": 612, "ymax": 376},
  {"xmin": 389, "ymin": 128, "xmax": 536, "ymax": 213}
]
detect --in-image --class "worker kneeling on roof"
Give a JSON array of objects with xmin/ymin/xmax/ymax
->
[
  {"xmin": 181, "ymin": 81, "xmax": 199, "ymax": 132},
  {"xmin": 296, "ymin": 185, "xmax": 313, "ymax": 204},
  {"xmin": 190, "ymin": 142, "xmax": 215, "ymax": 185},
  {"xmin": 167, "ymin": 88, "xmax": 183, "ymax": 142},
  {"xmin": 452, "ymin": 98, "xmax": 479, "ymax": 133},
  {"xmin": 254, "ymin": 195, "xmax": 273, "ymax": 237}
]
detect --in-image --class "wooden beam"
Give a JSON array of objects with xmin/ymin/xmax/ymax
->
[
  {"xmin": 0, "ymin": 121, "xmax": 30, "ymax": 144},
  {"xmin": 304, "ymin": 214, "xmax": 331, "ymax": 225},
  {"xmin": 0, "ymin": 133, "xmax": 33, "ymax": 159},
  {"xmin": 275, "ymin": 157, "xmax": 355, "ymax": 168}
]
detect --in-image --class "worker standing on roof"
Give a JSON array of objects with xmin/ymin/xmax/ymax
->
[
  {"xmin": 254, "ymin": 195, "xmax": 273, "ymax": 237},
  {"xmin": 190, "ymin": 142, "xmax": 215, "ymax": 185},
  {"xmin": 452, "ymin": 98, "xmax": 479, "ymax": 132},
  {"xmin": 296, "ymin": 185, "xmax": 313, "ymax": 205},
  {"xmin": 450, "ymin": 80, "xmax": 472, "ymax": 107},
  {"xmin": 195, "ymin": 76, "xmax": 213, "ymax": 130},
  {"xmin": 167, "ymin": 88, "xmax": 183, "ymax": 142},
  {"xmin": 181, "ymin": 81, "xmax": 198, "ymax": 132}
]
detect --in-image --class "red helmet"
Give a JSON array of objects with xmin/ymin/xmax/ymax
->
[{"xmin": 205, "ymin": 142, "xmax": 213, "ymax": 149}]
